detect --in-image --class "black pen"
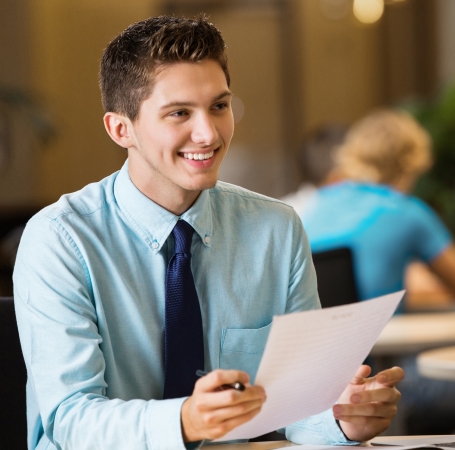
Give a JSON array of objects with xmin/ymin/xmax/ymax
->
[{"xmin": 196, "ymin": 370, "xmax": 246, "ymax": 391}]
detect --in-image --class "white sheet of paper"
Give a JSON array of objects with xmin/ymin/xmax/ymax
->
[
  {"xmin": 218, "ymin": 290, "xmax": 404, "ymax": 441},
  {"xmin": 274, "ymin": 445, "xmax": 453, "ymax": 450}
]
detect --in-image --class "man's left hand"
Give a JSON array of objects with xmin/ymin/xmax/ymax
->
[{"xmin": 333, "ymin": 365, "xmax": 404, "ymax": 442}]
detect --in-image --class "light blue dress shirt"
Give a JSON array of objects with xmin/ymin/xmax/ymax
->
[{"xmin": 14, "ymin": 161, "xmax": 351, "ymax": 449}]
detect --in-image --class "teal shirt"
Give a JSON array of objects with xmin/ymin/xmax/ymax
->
[
  {"xmin": 303, "ymin": 182, "xmax": 452, "ymax": 307},
  {"xmin": 14, "ymin": 161, "xmax": 350, "ymax": 449}
]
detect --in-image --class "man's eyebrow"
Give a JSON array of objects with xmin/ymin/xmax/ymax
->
[
  {"xmin": 212, "ymin": 91, "xmax": 233, "ymax": 102},
  {"xmin": 159, "ymin": 91, "xmax": 233, "ymax": 110}
]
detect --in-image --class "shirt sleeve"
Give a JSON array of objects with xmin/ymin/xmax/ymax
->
[
  {"xmin": 283, "ymin": 212, "xmax": 357, "ymax": 445},
  {"xmin": 408, "ymin": 197, "xmax": 452, "ymax": 262},
  {"xmin": 284, "ymin": 211, "xmax": 320, "ymax": 314},
  {"xmin": 285, "ymin": 410, "xmax": 358, "ymax": 445},
  {"xmin": 14, "ymin": 217, "xmax": 189, "ymax": 450}
]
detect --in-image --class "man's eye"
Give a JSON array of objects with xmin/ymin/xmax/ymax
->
[
  {"xmin": 213, "ymin": 102, "xmax": 228, "ymax": 111},
  {"xmin": 170, "ymin": 110, "xmax": 188, "ymax": 117}
]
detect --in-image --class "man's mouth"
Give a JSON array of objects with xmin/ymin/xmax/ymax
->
[{"xmin": 182, "ymin": 149, "xmax": 216, "ymax": 161}]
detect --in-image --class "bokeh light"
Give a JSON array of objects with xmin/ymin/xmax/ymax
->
[{"xmin": 353, "ymin": 0, "xmax": 385, "ymax": 24}]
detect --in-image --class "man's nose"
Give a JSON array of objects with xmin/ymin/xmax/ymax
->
[{"xmin": 191, "ymin": 113, "xmax": 218, "ymax": 145}]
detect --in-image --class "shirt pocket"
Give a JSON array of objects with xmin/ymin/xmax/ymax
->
[{"xmin": 219, "ymin": 322, "xmax": 272, "ymax": 384}]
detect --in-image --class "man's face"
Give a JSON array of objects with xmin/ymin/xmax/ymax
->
[{"xmin": 127, "ymin": 59, "xmax": 234, "ymax": 212}]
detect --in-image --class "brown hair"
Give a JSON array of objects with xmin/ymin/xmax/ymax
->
[
  {"xmin": 299, "ymin": 124, "xmax": 348, "ymax": 185},
  {"xmin": 99, "ymin": 14, "xmax": 230, "ymax": 121},
  {"xmin": 336, "ymin": 109, "xmax": 432, "ymax": 187}
]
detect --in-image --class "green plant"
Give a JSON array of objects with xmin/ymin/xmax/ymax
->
[{"xmin": 403, "ymin": 82, "xmax": 455, "ymax": 234}]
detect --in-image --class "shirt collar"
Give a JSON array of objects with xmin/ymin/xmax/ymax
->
[{"xmin": 114, "ymin": 160, "xmax": 213, "ymax": 254}]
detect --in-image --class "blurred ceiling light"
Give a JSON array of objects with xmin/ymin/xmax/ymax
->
[
  {"xmin": 353, "ymin": 0, "xmax": 385, "ymax": 24},
  {"xmin": 319, "ymin": 0, "xmax": 351, "ymax": 20}
]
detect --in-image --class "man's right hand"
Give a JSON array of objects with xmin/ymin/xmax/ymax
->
[{"xmin": 181, "ymin": 369, "xmax": 266, "ymax": 442}]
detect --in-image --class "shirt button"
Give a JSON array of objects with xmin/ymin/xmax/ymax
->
[
  {"xmin": 152, "ymin": 241, "xmax": 159, "ymax": 249},
  {"xmin": 204, "ymin": 236, "xmax": 211, "ymax": 244}
]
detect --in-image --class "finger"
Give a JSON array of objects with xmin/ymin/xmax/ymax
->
[
  {"xmin": 193, "ymin": 385, "xmax": 266, "ymax": 412},
  {"xmin": 217, "ymin": 385, "xmax": 266, "ymax": 407},
  {"xmin": 181, "ymin": 386, "xmax": 266, "ymax": 442},
  {"xmin": 333, "ymin": 401, "xmax": 398, "ymax": 420},
  {"xmin": 350, "ymin": 364, "xmax": 372, "ymax": 385},
  {"xmin": 347, "ymin": 386, "xmax": 401, "ymax": 406},
  {"xmin": 201, "ymin": 397, "xmax": 265, "ymax": 427},
  {"xmin": 195, "ymin": 369, "xmax": 250, "ymax": 392},
  {"xmin": 338, "ymin": 415, "xmax": 391, "ymax": 432},
  {"xmin": 374, "ymin": 366, "xmax": 405, "ymax": 387},
  {"xmin": 204, "ymin": 402, "xmax": 264, "ymax": 440}
]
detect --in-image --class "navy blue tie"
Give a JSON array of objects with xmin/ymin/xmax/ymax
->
[{"xmin": 163, "ymin": 219, "xmax": 204, "ymax": 399}]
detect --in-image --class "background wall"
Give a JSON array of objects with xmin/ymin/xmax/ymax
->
[
  {"xmin": 438, "ymin": 0, "xmax": 455, "ymax": 87},
  {"xmin": 28, "ymin": 0, "xmax": 157, "ymax": 202},
  {"xmin": 0, "ymin": 0, "xmax": 454, "ymax": 206},
  {"xmin": 0, "ymin": 0, "xmax": 39, "ymax": 206}
]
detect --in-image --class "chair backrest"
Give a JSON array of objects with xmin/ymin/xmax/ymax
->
[
  {"xmin": 312, "ymin": 247, "xmax": 359, "ymax": 308},
  {"xmin": 0, "ymin": 296, "xmax": 27, "ymax": 449}
]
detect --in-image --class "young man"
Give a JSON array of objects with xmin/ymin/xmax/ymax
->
[{"xmin": 14, "ymin": 15, "xmax": 403, "ymax": 449}]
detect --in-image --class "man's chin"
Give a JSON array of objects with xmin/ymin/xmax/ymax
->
[
  {"xmin": 185, "ymin": 177, "xmax": 219, "ymax": 192},
  {"xmin": 201, "ymin": 180, "xmax": 218, "ymax": 191}
]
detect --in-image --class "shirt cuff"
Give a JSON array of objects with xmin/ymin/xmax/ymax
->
[
  {"xmin": 320, "ymin": 410, "xmax": 360, "ymax": 445},
  {"xmin": 186, "ymin": 440, "xmax": 205, "ymax": 449},
  {"xmin": 285, "ymin": 409, "xmax": 360, "ymax": 445},
  {"xmin": 336, "ymin": 419, "xmax": 356, "ymax": 442},
  {"xmin": 145, "ymin": 397, "xmax": 195, "ymax": 449}
]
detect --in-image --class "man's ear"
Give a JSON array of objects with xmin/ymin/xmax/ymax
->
[{"xmin": 103, "ymin": 112, "xmax": 135, "ymax": 148}]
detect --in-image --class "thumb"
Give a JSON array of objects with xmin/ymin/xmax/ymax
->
[{"xmin": 350, "ymin": 364, "xmax": 372, "ymax": 385}]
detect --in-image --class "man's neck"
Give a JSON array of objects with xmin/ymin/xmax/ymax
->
[{"xmin": 128, "ymin": 171, "xmax": 201, "ymax": 216}]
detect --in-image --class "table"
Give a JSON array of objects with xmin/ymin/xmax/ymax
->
[
  {"xmin": 417, "ymin": 345, "xmax": 455, "ymax": 381},
  {"xmin": 370, "ymin": 312, "xmax": 455, "ymax": 356},
  {"xmin": 372, "ymin": 435, "xmax": 455, "ymax": 447},
  {"xmin": 368, "ymin": 312, "xmax": 455, "ymax": 436},
  {"xmin": 204, "ymin": 436, "xmax": 455, "ymax": 449},
  {"xmin": 206, "ymin": 441, "xmax": 296, "ymax": 449}
]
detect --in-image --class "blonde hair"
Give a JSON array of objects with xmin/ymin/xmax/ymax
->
[{"xmin": 336, "ymin": 110, "xmax": 433, "ymax": 186}]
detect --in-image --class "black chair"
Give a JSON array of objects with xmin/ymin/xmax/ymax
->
[
  {"xmin": 312, "ymin": 247, "xmax": 359, "ymax": 308},
  {"xmin": 0, "ymin": 206, "xmax": 38, "ymax": 296},
  {"xmin": 0, "ymin": 296, "xmax": 28, "ymax": 449}
]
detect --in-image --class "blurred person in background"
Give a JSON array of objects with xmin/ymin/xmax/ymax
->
[
  {"xmin": 280, "ymin": 124, "xmax": 347, "ymax": 216},
  {"xmin": 302, "ymin": 109, "xmax": 455, "ymax": 312},
  {"xmin": 301, "ymin": 109, "xmax": 455, "ymax": 434},
  {"xmin": 405, "ymin": 259, "xmax": 455, "ymax": 309}
]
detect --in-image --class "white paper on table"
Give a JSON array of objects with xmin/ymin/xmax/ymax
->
[
  {"xmin": 218, "ymin": 290, "xmax": 404, "ymax": 441},
  {"xmin": 273, "ymin": 445, "xmax": 454, "ymax": 450}
]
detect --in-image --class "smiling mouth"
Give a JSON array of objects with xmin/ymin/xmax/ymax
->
[{"xmin": 182, "ymin": 149, "xmax": 216, "ymax": 161}]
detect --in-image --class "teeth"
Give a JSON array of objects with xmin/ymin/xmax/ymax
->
[{"xmin": 183, "ymin": 150, "xmax": 214, "ymax": 160}]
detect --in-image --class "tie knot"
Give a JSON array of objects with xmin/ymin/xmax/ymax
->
[{"xmin": 172, "ymin": 220, "xmax": 194, "ymax": 254}]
